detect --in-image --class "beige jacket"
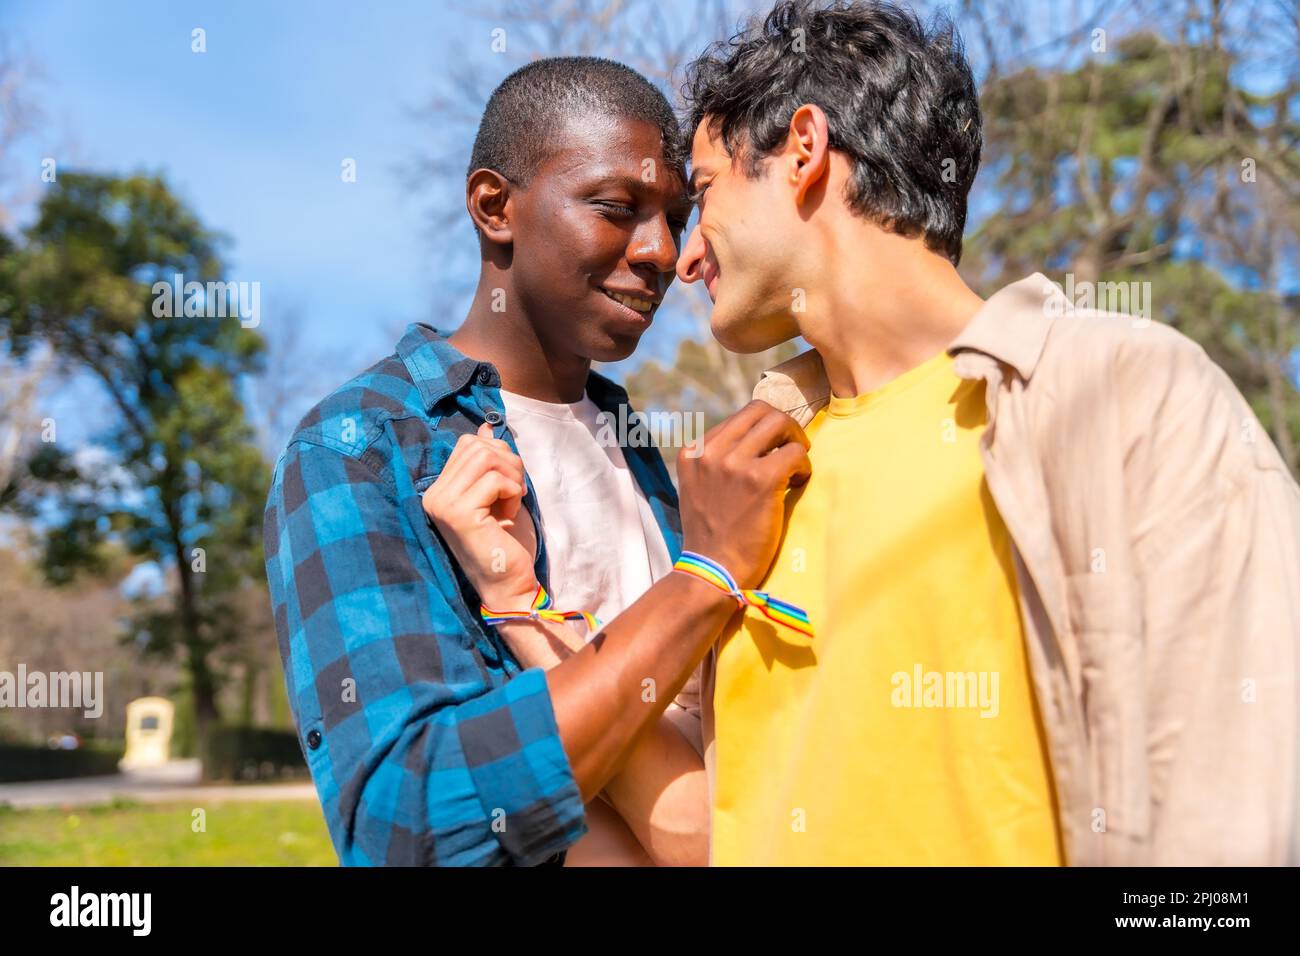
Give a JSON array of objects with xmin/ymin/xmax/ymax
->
[{"xmin": 692, "ymin": 273, "xmax": 1300, "ymax": 866}]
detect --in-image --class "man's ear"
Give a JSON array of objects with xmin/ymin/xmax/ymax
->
[
  {"xmin": 466, "ymin": 168, "xmax": 514, "ymax": 243},
  {"xmin": 786, "ymin": 104, "xmax": 831, "ymax": 209}
]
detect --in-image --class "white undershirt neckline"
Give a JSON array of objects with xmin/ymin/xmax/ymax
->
[{"xmin": 498, "ymin": 387, "xmax": 673, "ymax": 634}]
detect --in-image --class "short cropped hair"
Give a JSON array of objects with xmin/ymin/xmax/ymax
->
[
  {"xmin": 683, "ymin": 0, "xmax": 981, "ymax": 264},
  {"xmin": 469, "ymin": 56, "xmax": 685, "ymax": 185}
]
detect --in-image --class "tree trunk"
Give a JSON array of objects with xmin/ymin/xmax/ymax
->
[{"xmin": 167, "ymin": 495, "xmax": 220, "ymax": 778}]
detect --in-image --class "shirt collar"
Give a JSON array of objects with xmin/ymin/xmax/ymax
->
[
  {"xmin": 584, "ymin": 368, "xmax": 632, "ymax": 414},
  {"xmin": 395, "ymin": 322, "xmax": 634, "ymax": 415},
  {"xmin": 946, "ymin": 272, "xmax": 1060, "ymax": 381},
  {"xmin": 396, "ymin": 323, "xmax": 495, "ymax": 411}
]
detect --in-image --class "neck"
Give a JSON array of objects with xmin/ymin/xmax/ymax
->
[
  {"xmin": 798, "ymin": 229, "xmax": 985, "ymax": 398},
  {"xmin": 449, "ymin": 268, "xmax": 591, "ymax": 404}
]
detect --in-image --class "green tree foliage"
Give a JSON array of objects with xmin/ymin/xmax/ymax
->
[
  {"xmin": 966, "ymin": 26, "xmax": 1299, "ymax": 472},
  {"xmin": 0, "ymin": 173, "xmax": 270, "ymax": 761}
]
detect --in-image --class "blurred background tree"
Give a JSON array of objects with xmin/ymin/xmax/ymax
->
[
  {"xmin": 0, "ymin": 38, "xmax": 51, "ymax": 505},
  {"xmin": 966, "ymin": 1, "xmax": 1299, "ymax": 469},
  {"xmin": 0, "ymin": 172, "xmax": 270, "ymax": 768}
]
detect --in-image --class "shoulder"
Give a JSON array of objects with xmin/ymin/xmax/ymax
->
[
  {"xmin": 285, "ymin": 353, "xmax": 425, "ymax": 462},
  {"xmin": 264, "ymin": 354, "xmax": 439, "ymax": 562},
  {"xmin": 270, "ymin": 344, "xmax": 492, "ymax": 505},
  {"xmin": 274, "ymin": 347, "xmax": 473, "ymax": 496},
  {"xmin": 1038, "ymin": 309, "xmax": 1245, "ymax": 425},
  {"xmin": 1036, "ymin": 310, "xmax": 1286, "ymax": 479},
  {"xmin": 1044, "ymin": 309, "xmax": 1209, "ymax": 372}
]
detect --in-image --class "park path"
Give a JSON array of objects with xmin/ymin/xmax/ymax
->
[{"xmin": 0, "ymin": 759, "xmax": 316, "ymax": 809}]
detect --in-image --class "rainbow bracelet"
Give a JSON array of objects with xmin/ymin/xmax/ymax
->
[
  {"xmin": 673, "ymin": 550, "xmax": 814, "ymax": 638},
  {"xmin": 480, "ymin": 584, "xmax": 601, "ymax": 632}
]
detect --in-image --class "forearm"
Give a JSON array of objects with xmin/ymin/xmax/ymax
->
[
  {"xmin": 601, "ymin": 713, "xmax": 709, "ymax": 866},
  {"xmin": 493, "ymin": 594, "xmax": 712, "ymax": 865},
  {"xmin": 545, "ymin": 571, "xmax": 735, "ymax": 802},
  {"xmin": 492, "ymin": 616, "xmax": 587, "ymax": 669}
]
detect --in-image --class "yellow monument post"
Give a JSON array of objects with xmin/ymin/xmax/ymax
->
[{"xmin": 119, "ymin": 697, "xmax": 174, "ymax": 771}]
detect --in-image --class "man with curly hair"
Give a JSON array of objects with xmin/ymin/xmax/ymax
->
[{"xmin": 677, "ymin": 0, "xmax": 1300, "ymax": 866}]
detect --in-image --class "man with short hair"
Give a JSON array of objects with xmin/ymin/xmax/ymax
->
[
  {"xmin": 676, "ymin": 0, "xmax": 1300, "ymax": 865},
  {"xmin": 264, "ymin": 56, "xmax": 810, "ymax": 866}
]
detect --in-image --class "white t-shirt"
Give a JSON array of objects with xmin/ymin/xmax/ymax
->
[{"xmin": 499, "ymin": 388, "xmax": 673, "ymax": 633}]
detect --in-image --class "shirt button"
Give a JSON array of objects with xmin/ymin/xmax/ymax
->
[
  {"xmin": 476, "ymin": 368, "xmax": 496, "ymax": 386},
  {"xmin": 306, "ymin": 729, "xmax": 322, "ymax": 750},
  {"xmin": 484, "ymin": 410, "xmax": 503, "ymax": 425}
]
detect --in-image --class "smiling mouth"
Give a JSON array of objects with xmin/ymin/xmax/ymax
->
[
  {"xmin": 600, "ymin": 288, "xmax": 656, "ymax": 314},
  {"xmin": 700, "ymin": 258, "xmax": 720, "ymax": 301}
]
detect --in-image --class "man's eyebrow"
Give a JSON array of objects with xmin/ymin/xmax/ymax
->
[
  {"xmin": 583, "ymin": 172, "xmax": 667, "ymax": 194},
  {"xmin": 599, "ymin": 173, "xmax": 650, "ymax": 192}
]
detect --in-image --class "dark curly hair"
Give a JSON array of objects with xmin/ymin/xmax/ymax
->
[{"xmin": 683, "ymin": 0, "xmax": 981, "ymax": 264}]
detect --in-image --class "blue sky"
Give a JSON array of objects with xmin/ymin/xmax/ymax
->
[
  {"xmin": 1, "ymin": 0, "xmax": 550, "ymax": 451},
  {"xmin": 3, "ymin": 0, "xmax": 468, "ymax": 360}
]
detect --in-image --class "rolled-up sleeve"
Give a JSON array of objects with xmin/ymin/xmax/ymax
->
[{"xmin": 264, "ymin": 439, "xmax": 587, "ymax": 866}]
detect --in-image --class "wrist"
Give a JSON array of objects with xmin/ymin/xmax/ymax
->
[
  {"xmin": 669, "ymin": 560, "xmax": 743, "ymax": 615},
  {"xmin": 679, "ymin": 540, "xmax": 736, "ymax": 573},
  {"xmin": 674, "ymin": 550, "xmax": 814, "ymax": 641}
]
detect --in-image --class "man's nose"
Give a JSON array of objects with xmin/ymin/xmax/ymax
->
[
  {"xmin": 676, "ymin": 224, "xmax": 706, "ymax": 285},
  {"xmin": 628, "ymin": 216, "xmax": 680, "ymax": 277}
]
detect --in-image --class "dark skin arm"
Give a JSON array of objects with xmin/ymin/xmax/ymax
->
[
  {"xmin": 486, "ymin": 572, "xmax": 716, "ymax": 865},
  {"xmin": 425, "ymin": 400, "xmax": 810, "ymax": 807},
  {"xmin": 544, "ymin": 572, "xmax": 733, "ymax": 797}
]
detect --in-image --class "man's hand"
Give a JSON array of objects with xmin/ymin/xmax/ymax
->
[
  {"xmin": 675, "ymin": 400, "xmax": 811, "ymax": 588},
  {"xmin": 422, "ymin": 423, "xmax": 539, "ymax": 609}
]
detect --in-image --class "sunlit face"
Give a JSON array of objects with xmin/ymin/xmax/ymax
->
[
  {"xmin": 675, "ymin": 119, "xmax": 802, "ymax": 353},
  {"xmin": 508, "ymin": 116, "xmax": 691, "ymax": 363}
]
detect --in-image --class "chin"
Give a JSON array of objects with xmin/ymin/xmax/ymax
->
[
  {"xmin": 711, "ymin": 308, "xmax": 792, "ymax": 355},
  {"xmin": 587, "ymin": 327, "xmax": 646, "ymax": 363}
]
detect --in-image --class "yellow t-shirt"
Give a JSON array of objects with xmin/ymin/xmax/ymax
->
[{"xmin": 711, "ymin": 351, "xmax": 1064, "ymax": 866}]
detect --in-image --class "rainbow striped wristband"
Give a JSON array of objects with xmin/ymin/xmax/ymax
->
[
  {"xmin": 673, "ymin": 550, "xmax": 814, "ymax": 638},
  {"xmin": 480, "ymin": 584, "xmax": 601, "ymax": 632}
]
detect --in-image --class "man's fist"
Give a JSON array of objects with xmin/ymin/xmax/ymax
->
[
  {"xmin": 422, "ymin": 423, "xmax": 539, "ymax": 609},
  {"xmin": 676, "ymin": 401, "xmax": 811, "ymax": 590}
]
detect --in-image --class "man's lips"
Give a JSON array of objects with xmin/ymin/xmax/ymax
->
[
  {"xmin": 600, "ymin": 287, "xmax": 659, "ymax": 312},
  {"xmin": 702, "ymin": 262, "xmax": 720, "ymax": 301},
  {"xmin": 599, "ymin": 286, "xmax": 659, "ymax": 325}
]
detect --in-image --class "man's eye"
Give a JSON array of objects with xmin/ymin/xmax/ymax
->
[
  {"xmin": 595, "ymin": 200, "xmax": 635, "ymax": 217},
  {"xmin": 687, "ymin": 182, "xmax": 711, "ymax": 207}
]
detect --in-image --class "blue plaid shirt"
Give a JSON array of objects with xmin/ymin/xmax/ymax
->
[{"xmin": 263, "ymin": 324, "xmax": 683, "ymax": 866}]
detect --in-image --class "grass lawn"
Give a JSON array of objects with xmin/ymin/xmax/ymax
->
[{"xmin": 0, "ymin": 799, "xmax": 337, "ymax": 866}]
